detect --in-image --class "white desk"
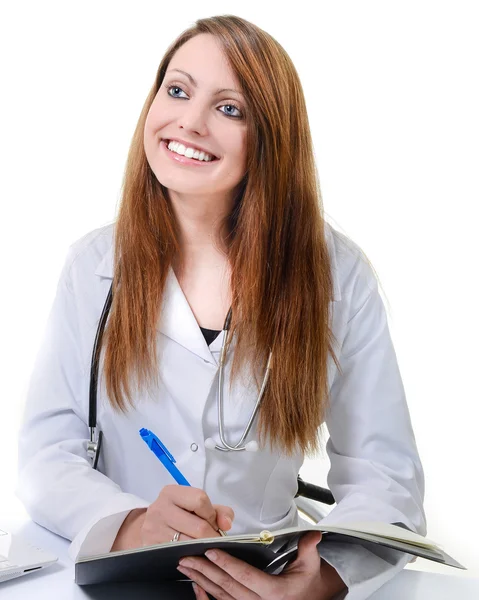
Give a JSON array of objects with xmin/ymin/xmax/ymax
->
[{"xmin": 1, "ymin": 516, "xmax": 478, "ymax": 599}]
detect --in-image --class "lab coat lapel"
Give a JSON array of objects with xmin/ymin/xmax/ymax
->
[
  {"xmin": 94, "ymin": 223, "xmax": 342, "ymax": 366},
  {"xmin": 209, "ymin": 330, "xmax": 226, "ymax": 354},
  {"xmin": 159, "ymin": 269, "xmax": 218, "ymax": 365},
  {"xmin": 94, "ymin": 245, "xmax": 217, "ymax": 365}
]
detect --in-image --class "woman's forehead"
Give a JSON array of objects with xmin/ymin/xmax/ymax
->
[{"xmin": 167, "ymin": 35, "xmax": 242, "ymax": 93}]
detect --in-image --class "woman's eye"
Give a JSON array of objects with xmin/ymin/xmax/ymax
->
[
  {"xmin": 219, "ymin": 104, "xmax": 242, "ymax": 119},
  {"xmin": 166, "ymin": 85, "xmax": 243, "ymax": 119},
  {"xmin": 167, "ymin": 85, "xmax": 187, "ymax": 99}
]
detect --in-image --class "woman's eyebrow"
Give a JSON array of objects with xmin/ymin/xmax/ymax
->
[{"xmin": 166, "ymin": 68, "xmax": 243, "ymax": 97}]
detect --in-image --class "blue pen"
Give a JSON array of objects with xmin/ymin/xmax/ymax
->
[
  {"xmin": 139, "ymin": 428, "xmax": 228, "ymax": 537},
  {"xmin": 139, "ymin": 428, "xmax": 191, "ymax": 486}
]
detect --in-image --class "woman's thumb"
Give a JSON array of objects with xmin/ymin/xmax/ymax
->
[
  {"xmin": 295, "ymin": 531, "xmax": 323, "ymax": 568},
  {"xmin": 213, "ymin": 504, "xmax": 235, "ymax": 531}
]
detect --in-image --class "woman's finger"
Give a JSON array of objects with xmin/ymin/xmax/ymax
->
[
  {"xmin": 179, "ymin": 550, "xmax": 275, "ymax": 599},
  {"xmin": 162, "ymin": 485, "xmax": 221, "ymax": 531},
  {"xmin": 166, "ymin": 504, "xmax": 224, "ymax": 539},
  {"xmin": 292, "ymin": 531, "xmax": 323, "ymax": 571},
  {"xmin": 212, "ymin": 504, "xmax": 235, "ymax": 531},
  {"xmin": 177, "ymin": 558, "xmax": 247, "ymax": 600},
  {"xmin": 212, "ymin": 504, "xmax": 235, "ymax": 523},
  {"xmin": 191, "ymin": 582, "xmax": 209, "ymax": 600},
  {"xmin": 167, "ymin": 529, "xmax": 194, "ymax": 542}
]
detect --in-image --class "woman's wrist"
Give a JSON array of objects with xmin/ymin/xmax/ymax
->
[{"xmin": 111, "ymin": 508, "xmax": 147, "ymax": 552}]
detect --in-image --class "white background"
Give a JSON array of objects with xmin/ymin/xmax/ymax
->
[{"xmin": 1, "ymin": 0, "xmax": 478, "ymax": 577}]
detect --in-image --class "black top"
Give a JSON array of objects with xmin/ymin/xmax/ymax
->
[{"xmin": 200, "ymin": 326, "xmax": 221, "ymax": 346}]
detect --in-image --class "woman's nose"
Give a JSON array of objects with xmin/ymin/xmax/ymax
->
[{"xmin": 176, "ymin": 101, "xmax": 210, "ymax": 136}]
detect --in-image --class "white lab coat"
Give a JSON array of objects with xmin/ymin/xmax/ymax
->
[{"xmin": 16, "ymin": 222, "xmax": 426, "ymax": 600}]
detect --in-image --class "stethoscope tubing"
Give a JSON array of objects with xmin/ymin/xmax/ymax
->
[
  {"xmin": 216, "ymin": 318, "xmax": 272, "ymax": 451},
  {"xmin": 88, "ymin": 281, "xmax": 271, "ymax": 468},
  {"xmin": 87, "ymin": 282, "xmax": 112, "ymax": 469}
]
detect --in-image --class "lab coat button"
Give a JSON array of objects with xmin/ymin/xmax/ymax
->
[{"xmin": 190, "ymin": 443, "xmax": 198, "ymax": 452}]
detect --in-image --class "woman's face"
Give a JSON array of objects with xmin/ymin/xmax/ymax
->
[{"xmin": 144, "ymin": 34, "xmax": 248, "ymax": 202}]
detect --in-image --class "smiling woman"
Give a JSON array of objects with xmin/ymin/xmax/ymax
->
[
  {"xmin": 143, "ymin": 33, "xmax": 248, "ymax": 205},
  {"xmin": 16, "ymin": 13, "xmax": 426, "ymax": 600}
]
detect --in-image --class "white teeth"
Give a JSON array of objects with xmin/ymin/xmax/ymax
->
[{"xmin": 167, "ymin": 140, "xmax": 214, "ymax": 162}]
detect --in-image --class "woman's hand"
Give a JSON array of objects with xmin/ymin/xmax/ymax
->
[
  {"xmin": 111, "ymin": 485, "xmax": 234, "ymax": 551},
  {"xmin": 176, "ymin": 531, "xmax": 347, "ymax": 600}
]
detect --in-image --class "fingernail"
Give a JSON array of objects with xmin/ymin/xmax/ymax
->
[
  {"xmin": 192, "ymin": 582, "xmax": 199, "ymax": 597},
  {"xmin": 177, "ymin": 566, "xmax": 187, "ymax": 575},
  {"xmin": 179, "ymin": 558, "xmax": 193, "ymax": 568},
  {"xmin": 225, "ymin": 515, "xmax": 232, "ymax": 527},
  {"xmin": 205, "ymin": 549, "xmax": 218, "ymax": 561}
]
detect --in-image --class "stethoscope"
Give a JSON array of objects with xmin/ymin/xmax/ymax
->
[{"xmin": 87, "ymin": 281, "xmax": 273, "ymax": 470}]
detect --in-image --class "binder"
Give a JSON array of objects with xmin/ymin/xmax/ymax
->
[{"xmin": 75, "ymin": 521, "xmax": 465, "ymax": 585}]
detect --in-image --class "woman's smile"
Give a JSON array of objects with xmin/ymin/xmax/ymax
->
[{"xmin": 161, "ymin": 138, "xmax": 220, "ymax": 167}]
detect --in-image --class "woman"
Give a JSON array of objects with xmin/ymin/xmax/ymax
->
[{"xmin": 16, "ymin": 14, "xmax": 426, "ymax": 600}]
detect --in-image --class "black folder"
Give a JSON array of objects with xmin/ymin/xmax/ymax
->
[{"xmin": 75, "ymin": 521, "xmax": 465, "ymax": 585}]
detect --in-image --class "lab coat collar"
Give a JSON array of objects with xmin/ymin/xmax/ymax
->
[
  {"xmin": 94, "ymin": 242, "xmax": 114, "ymax": 279},
  {"xmin": 93, "ymin": 225, "xmax": 341, "ymax": 362},
  {"xmin": 94, "ymin": 225, "xmax": 342, "ymax": 301},
  {"xmin": 325, "ymin": 223, "xmax": 342, "ymax": 302}
]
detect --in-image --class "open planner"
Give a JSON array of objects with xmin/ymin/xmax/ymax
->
[{"xmin": 75, "ymin": 520, "xmax": 465, "ymax": 585}]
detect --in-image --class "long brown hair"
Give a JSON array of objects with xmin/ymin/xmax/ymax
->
[{"xmin": 103, "ymin": 15, "xmax": 342, "ymax": 456}]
